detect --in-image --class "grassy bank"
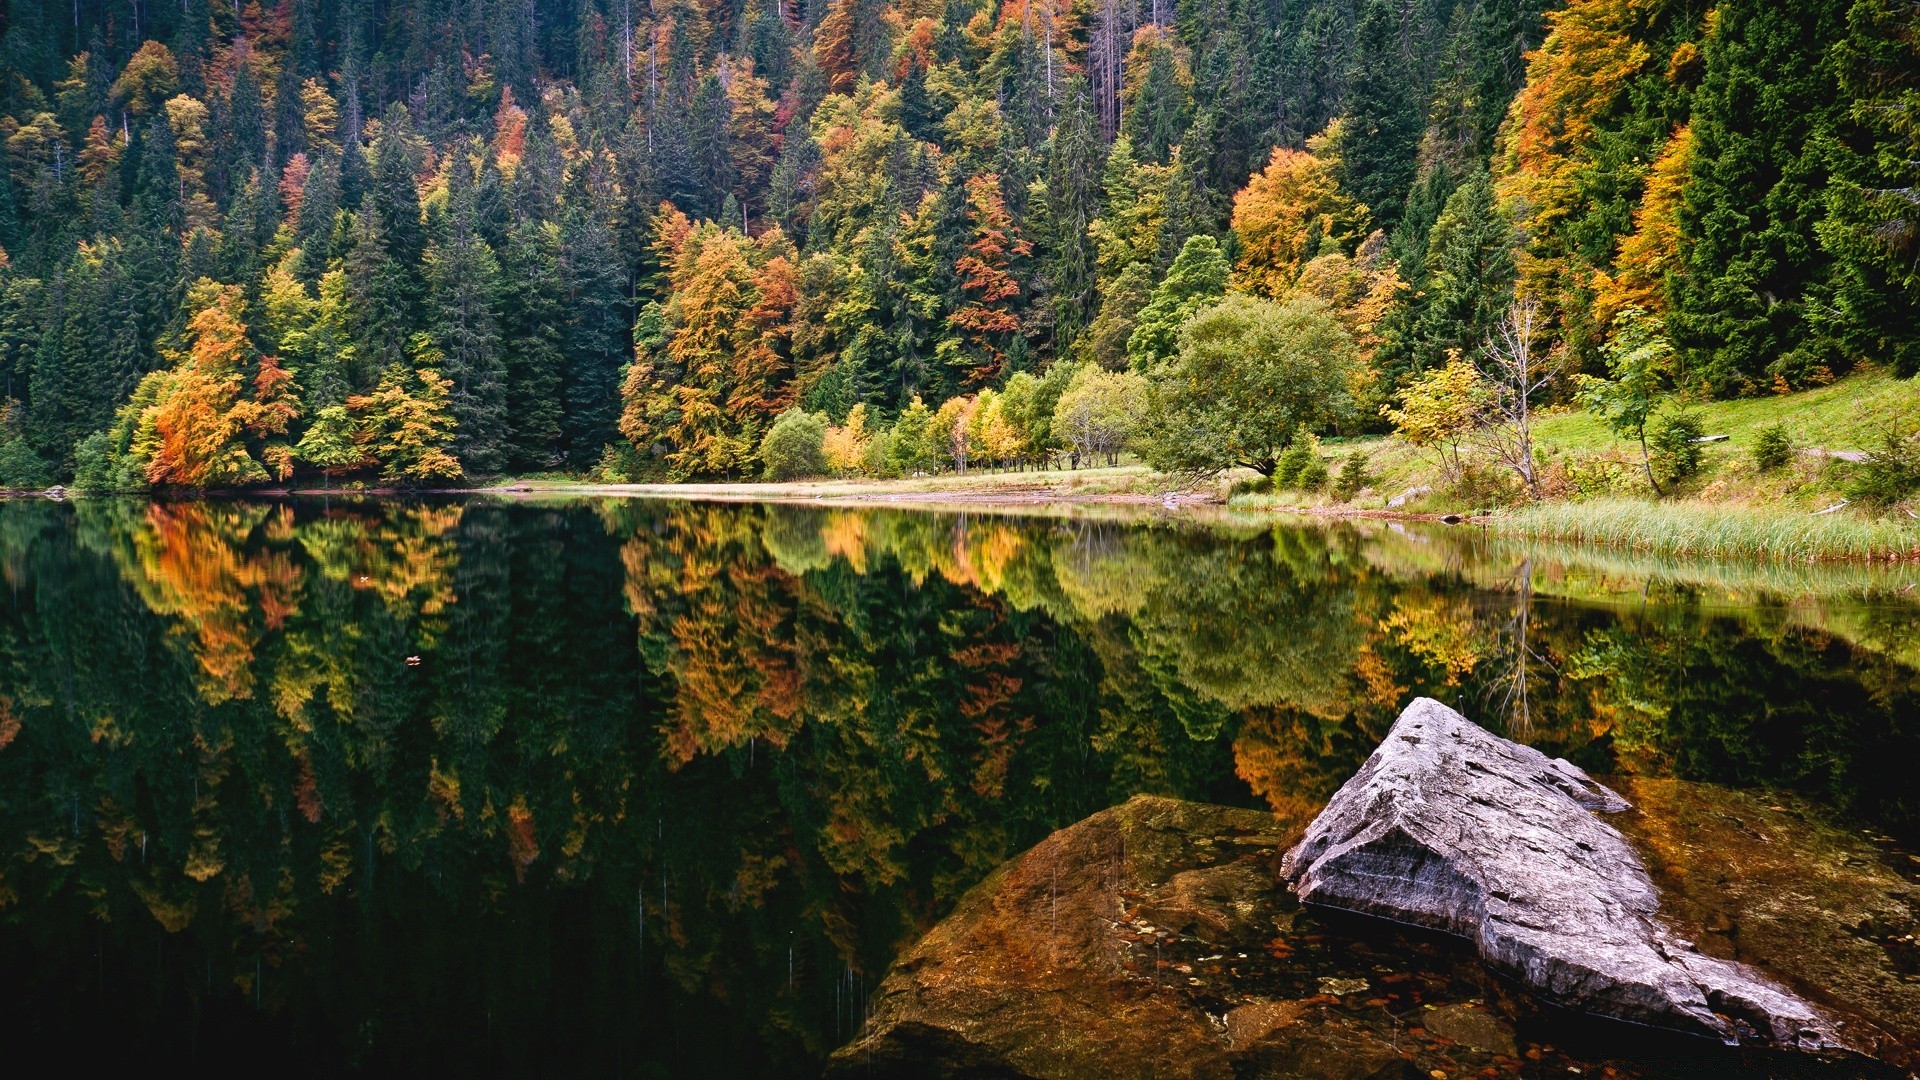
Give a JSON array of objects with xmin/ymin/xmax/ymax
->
[
  {"xmin": 1487, "ymin": 499, "xmax": 1920, "ymax": 562},
  {"xmin": 440, "ymin": 371, "xmax": 1920, "ymax": 561}
]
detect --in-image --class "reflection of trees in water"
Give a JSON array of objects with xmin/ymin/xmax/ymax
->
[{"xmin": 0, "ymin": 499, "xmax": 1914, "ymax": 1072}]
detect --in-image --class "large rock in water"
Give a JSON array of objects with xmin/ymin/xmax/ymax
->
[{"xmin": 1279, "ymin": 697, "xmax": 1843, "ymax": 1051}]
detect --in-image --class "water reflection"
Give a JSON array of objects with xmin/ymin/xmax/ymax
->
[{"xmin": 0, "ymin": 497, "xmax": 1914, "ymax": 1074}]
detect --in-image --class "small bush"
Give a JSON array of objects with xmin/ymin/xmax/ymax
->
[
  {"xmin": 1844, "ymin": 427, "xmax": 1920, "ymax": 507},
  {"xmin": 1272, "ymin": 431, "xmax": 1320, "ymax": 488},
  {"xmin": 1752, "ymin": 423, "xmax": 1793, "ymax": 471},
  {"xmin": 1230, "ymin": 474, "xmax": 1274, "ymax": 496},
  {"xmin": 0, "ymin": 401, "xmax": 50, "ymax": 490},
  {"xmin": 591, "ymin": 442, "xmax": 648, "ymax": 483},
  {"xmin": 1561, "ymin": 451, "xmax": 1645, "ymax": 498},
  {"xmin": 71, "ymin": 429, "xmax": 148, "ymax": 493},
  {"xmin": 1333, "ymin": 452, "xmax": 1369, "ymax": 501},
  {"xmin": 760, "ymin": 408, "xmax": 829, "ymax": 481},
  {"xmin": 1648, "ymin": 410, "xmax": 1704, "ymax": 486},
  {"xmin": 1297, "ymin": 454, "xmax": 1329, "ymax": 492}
]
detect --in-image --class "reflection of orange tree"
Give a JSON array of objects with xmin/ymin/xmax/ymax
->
[
  {"xmin": 621, "ymin": 505, "xmax": 809, "ymax": 765},
  {"xmin": 101, "ymin": 501, "xmax": 303, "ymax": 704}
]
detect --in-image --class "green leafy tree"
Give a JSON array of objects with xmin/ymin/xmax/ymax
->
[
  {"xmin": 1141, "ymin": 295, "xmax": 1359, "ymax": 477},
  {"xmin": 759, "ymin": 408, "xmax": 829, "ymax": 480},
  {"xmin": 1576, "ymin": 307, "xmax": 1676, "ymax": 494},
  {"xmin": 1126, "ymin": 234, "xmax": 1229, "ymax": 370}
]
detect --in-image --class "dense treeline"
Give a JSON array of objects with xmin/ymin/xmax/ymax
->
[{"xmin": 0, "ymin": 0, "xmax": 1912, "ymax": 486}]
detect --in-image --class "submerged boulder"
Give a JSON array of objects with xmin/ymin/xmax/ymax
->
[{"xmin": 1280, "ymin": 697, "xmax": 1843, "ymax": 1051}]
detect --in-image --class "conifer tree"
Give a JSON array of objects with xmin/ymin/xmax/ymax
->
[
  {"xmin": 1338, "ymin": 0, "xmax": 1423, "ymax": 232},
  {"xmin": 428, "ymin": 152, "xmax": 508, "ymax": 473}
]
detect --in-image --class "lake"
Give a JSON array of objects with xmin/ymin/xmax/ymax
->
[{"xmin": 1, "ymin": 496, "xmax": 1915, "ymax": 1074}]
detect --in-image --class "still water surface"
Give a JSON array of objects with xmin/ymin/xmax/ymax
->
[{"xmin": 0, "ymin": 497, "xmax": 1915, "ymax": 1074}]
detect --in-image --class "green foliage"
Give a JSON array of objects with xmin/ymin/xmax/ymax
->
[
  {"xmin": 1670, "ymin": 1, "xmax": 1852, "ymax": 393},
  {"xmin": 1272, "ymin": 431, "xmax": 1319, "ymax": 488},
  {"xmin": 1125, "ymin": 235, "xmax": 1230, "ymax": 370},
  {"xmin": 1576, "ymin": 308, "xmax": 1676, "ymax": 493},
  {"xmin": 759, "ymin": 408, "xmax": 829, "ymax": 481},
  {"xmin": 1752, "ymin": 423, "xmax": 1794, "ymax": 472},
  {"xmin": 1647, "ymin": 410, "xmax": 1705, "ymax": 486},
  {"xmin": 1844, "ymin": 428, "xmax": 1920, "ymax": 508},
  {"xmin": 294, "ymin": 405, "xmax": 366, "ymax": 476},
  {"xmin": 1297, "ymin": 453, "xmax": 1330, "ymax": 492},
  {"xmin": 1334, "ymin": 452, "xmax": 1370, "ymax": 500},
  {"xmin": 1141, "ymin": 295, "xmax": 1358, "ymax": 477},
  {"xmin": 1399, "ymin": 170, "xmax": 1517, "ymax": 375},
  {"xmin": 0, "ymin": 401, "xmax": 49, "ymax": 489},
  {"xmin": 1050, "ymin": 364, "xmax": 1148, "ymax": 465}
]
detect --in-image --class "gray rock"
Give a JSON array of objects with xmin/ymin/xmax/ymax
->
[
  {"xmin": 1280, "ymin": 697, "xmax": 1845, "ymax": 1053},
  {"xmin": 1386, "ymin": 485, "xmax": 1431, "ymax": 508}
]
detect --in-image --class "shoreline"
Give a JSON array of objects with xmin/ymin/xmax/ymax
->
[{"xmin": 17, "ymin": 472, "xmax": 1919, "ymax": 563}]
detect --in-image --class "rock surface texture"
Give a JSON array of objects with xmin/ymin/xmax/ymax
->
[{"xmin": 1280, "ymin": 697, "xmax": 1844, "ymax": 1051}]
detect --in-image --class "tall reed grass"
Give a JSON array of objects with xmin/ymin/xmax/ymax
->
[{"xmin": 1492, "ymin": 499, "xmax": 1920, "ymax": 562}]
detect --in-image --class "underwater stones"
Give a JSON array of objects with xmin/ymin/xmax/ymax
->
[{"xmin": 1280, "ymin": 697, "xmax": 1843, "ymax": 1053}]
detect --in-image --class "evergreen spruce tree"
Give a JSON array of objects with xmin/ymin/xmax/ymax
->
[
  {"xmin": 1670, "ymin": 0, "xmax": 1850, "ymax": 392},
  {"xmin": 558, "ymin": 191, "xmax": 630, "ymax": 465},
  {"xmin": 1338, "ymin": 0, "xmax": 1424, "ymax": 233},
  {"xmin": 428, "ymin": 154, "xmax": 509, "ymax": 473},
  {"xmin": 1402, "ymin": 169, "xmax": 1516, "ymax": 375},
  {"xmin": 1040, "ymin": 78, "xmax": 1102, "ymax": 353}
]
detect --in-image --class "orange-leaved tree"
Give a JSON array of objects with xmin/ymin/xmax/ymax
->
[
  {"xmin": 133, "ymin": 281, "xmax": 301, "ymax": 487},
  {"xmin": 1231, "ymin": 128, "xmax": 1363, "ymax": 298},
  {"xmin": 948, "ymin": 173, "xmax": 1031, "ymax": 387}
]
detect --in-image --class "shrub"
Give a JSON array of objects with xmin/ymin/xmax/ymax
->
[
  {"xmin": 0, "ymin": 402, "xmax": 51, "ymax": 490},
  {"xmin": 1272, "ymin": 430, "xmax": 1320, "ymax": 487},
  {"xmin": 759, "ymin": 408, "xmax": 829, "ymax": 481},
  {"xmin": 1333, "ymin": 452, "xmax": 1369, "ymax": 501},
  {"xmin": 1844, "ymin": 428, "xmax": 1920, "ymax": 507},
  {"xmin": 1752, "ymin": 423, "xmax": 1793, "ymax": 471},
  {"xmin": 1647, "ymin": 410, "xmax": 1704, "ymax": 486},
  {"xmin": 71, "ymin": 428, "xmax": 148, "ymax": 493},
  {"xmin": 1297, "ymin": 453, "xmax": 1329, "ymax": 492},
  {"xmin": 591, "ymin": 442, "xmax": 648, "ymax": 483}
]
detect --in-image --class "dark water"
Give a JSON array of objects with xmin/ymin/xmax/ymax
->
[{"xmin": 0, "ymin": 496, "xmax": 1914, "ymax": 1076}]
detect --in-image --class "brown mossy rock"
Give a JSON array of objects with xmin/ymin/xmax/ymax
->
[
  {"xmin": 826, "ymin": 796, "xmax": 1404, "ymax": 1080},
  {"xmin": 1611, "ymin": 776, "xmax": 1920, "ymax": 1069}
]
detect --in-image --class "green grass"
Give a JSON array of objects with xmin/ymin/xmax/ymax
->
[
  {"xmin": 1492, "ymin": 498, "xmax": 1920, "ymax": 562},
  {"xmin": 1531, "ymin": 367, "xmax": 1920, "ymax": 453}
]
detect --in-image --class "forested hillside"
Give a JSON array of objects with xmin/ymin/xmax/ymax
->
[{"xmin": 0, "ymin": 0, "xmax": 1913, "ymax": 487}]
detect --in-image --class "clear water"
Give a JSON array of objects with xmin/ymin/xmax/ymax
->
[{"xmin": 0, "ymin": 496, "xmax": 1914, "ymax": 1075}]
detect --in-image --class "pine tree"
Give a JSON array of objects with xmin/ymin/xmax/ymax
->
[
  {"xmin": 428, "ymin": 152, "xmax": 508, "ymax": 473},
  {"xmin": 1038, "ymin": 77, "xmax": 1102, "ymax": 353},
  {"xmin": 1401, "ymin": 169, "xmax": 1518, "ymax": 376},
  {"xmin": 1338, "ymin": 0, "xmax": 1424, "ymax": 232},
  {"xmin": 1670, "ymin": 0, "xmax": 1850, "ymax": 392},
  {"xmin": 558, "ymin": 186, "xmax": 630, "ymax": 465},
  {"xmin": 1127, "ymin": 233, "xmax": 1229, "ymax": 369},
  {"xmin": 497, "ymin": 219, "xmax": 567, "ymax": 469},
  {"xmin": 1816, "ymin": 0, "xmax": 1920, "ymax": 378}
]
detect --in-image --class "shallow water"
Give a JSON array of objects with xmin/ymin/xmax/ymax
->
[{"xmin": 0, "ymin": 496, "xmax": 1914, "ymax": 1075}]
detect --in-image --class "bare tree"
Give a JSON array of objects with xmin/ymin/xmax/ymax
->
[{"xmin": 1476, "ymin": 298, "xmax": 1554, "ymax": 494}]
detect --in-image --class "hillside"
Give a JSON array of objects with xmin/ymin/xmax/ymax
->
[{"xmin": 0, "ymin": 0, "xmax": 1913, "ymax": 494}]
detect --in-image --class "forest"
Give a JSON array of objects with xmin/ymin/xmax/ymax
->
[{"xmin": 0, "ymin": 0, "xmax": 1914, "ymax": 487}]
